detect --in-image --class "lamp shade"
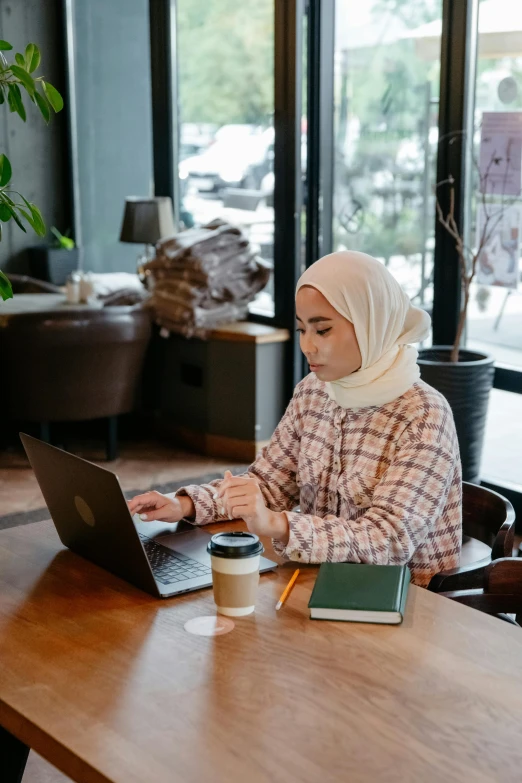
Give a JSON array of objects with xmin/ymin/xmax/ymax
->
[{"xmin": 119, "ymin": 197, "xmax": 176, "ymax": 244}]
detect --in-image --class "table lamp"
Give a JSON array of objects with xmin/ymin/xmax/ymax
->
[{"xmin": 119, "ymin": 196, "xmax": 176, "ymax": 277}]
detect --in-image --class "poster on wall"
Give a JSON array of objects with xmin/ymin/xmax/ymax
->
[
  {"xmin": 479, "ymin": 112, "xmax": 522, "ymax": 197},
  {"xmin": 476, "ymin": 201, "xmax": 522, "ymax": 289}
]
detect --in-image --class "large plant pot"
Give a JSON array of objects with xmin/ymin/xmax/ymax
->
[
  {"xmin": 28, "ymin": 246, "xmax": 80, "ymax": 286},
  {"xmin": 417, "ymin": 346, "xmax": 495, "ymax": 484}
]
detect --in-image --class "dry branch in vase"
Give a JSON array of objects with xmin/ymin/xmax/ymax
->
[{"xmin": 435, "ymin": 135, "xmax": 516, "ymax": 362}]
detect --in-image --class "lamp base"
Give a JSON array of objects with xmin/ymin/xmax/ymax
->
[{"xmin": 137, "ymin": 243, "xmax": 155, "ymax": 284}]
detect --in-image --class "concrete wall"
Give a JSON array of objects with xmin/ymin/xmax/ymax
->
[
  {"xmin": 0, "ymin": 0, "xmax": 69, "ymax": 274},
  {"xmin": 70, "ymin": 0, "xmax": 154, "ymax": 274}
]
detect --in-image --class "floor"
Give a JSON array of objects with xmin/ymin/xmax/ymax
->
[
  {"xmin": 0, "ymin": 437, "xmax": 244, "ymax": 783},
  {"xmin": 22, "ymin": 754, "xmax": 70, "ymax": 783},
  {"xmin": 0, "ymin": 438, "xmax": 244, "ymax": 517}
]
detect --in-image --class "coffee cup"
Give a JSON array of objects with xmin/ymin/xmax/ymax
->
[{"xmin": 207, "ymin": 531, "xmax": 264, "ymax": 617}]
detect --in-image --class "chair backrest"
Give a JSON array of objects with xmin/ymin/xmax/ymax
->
[
  {"xmin": 441, "ymin": 591, "xmax": 522, "ymax": 624},
  {"xmin": 428, "ymin": 483, "xmax": 516, "ymax": 594},
  {"xmin": 462, "ymin": 482, "xmax": 516, "ymax": 559},
  {"xmin": 0, "ymin": 307, "xmax": 151, "ymax": 421},
  {"xmin": 485, "ymin": 557, "xmax": 522, "ymax": 596},
  {"xmin": 7, "ymin": 273, "xmax": 62, "ymax": 294},
  {"xmin": 441, "ymin": 558, "xmax": 522, "ymax": 625}
]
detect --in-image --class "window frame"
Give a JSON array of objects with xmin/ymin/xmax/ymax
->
[
  {"xmin": 145, "ymin": 0, "xmax": 522, "ymax": 501},
  {"xmin": 313, "ymin": 0, "xmax": 522, "ymax": 501},
  {"xmin": 433, "ymin": 0, "xmax": 522, "ymax": 497}
]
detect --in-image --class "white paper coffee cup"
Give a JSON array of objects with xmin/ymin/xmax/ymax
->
[{"xmin": 207, "ymin": 532, "xmax": 264, "ymax": 617}]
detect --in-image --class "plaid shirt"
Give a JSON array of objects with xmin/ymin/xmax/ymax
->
[{"xmin": 177, "ymin": 375, "xmax": 462, "ymax": 587}]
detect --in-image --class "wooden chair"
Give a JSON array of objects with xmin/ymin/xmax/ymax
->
[
  {"xmin": 440, "ymin": 557, "xmax": 522, "ymax": 626},
  {"xmin": 428, "ymin": 482, "xmax": 516, "ymax": 593}
]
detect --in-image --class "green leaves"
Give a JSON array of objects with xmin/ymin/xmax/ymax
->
[
  {"xmin": 42, "ymin": 81, "xmax": 63, "ymax": 112},
  {"xmin": 34, "ymin": 90, "xmax": 50, "ymax": 123},
  {"xmin": 0, "ymin": 154, "xmax": 12, "ymax": 187},
  {"xmin": 13, "ymin": 44, "xmax": 41, "ymax": 74},
  {"xmin": 27, "ymin": 44, "xmax": 41, "ymax": 73},
  {"xmin": 0, "ymin": 190, "xmax": 26, "ymax": 233},
  {"xmin": 0, "ymin": 43, "xmax": 62, "ymax": 125},
  {"xmin": 4, "ymin": 203, "xmax": 27, "ymax": 233},
  {"xmin": 7, "ymin": 83, "xmax": 26, "ymax": 121},
  {"xmin": 10, "ymin": 192, "xmax": 45, "ymax": 237},
  {"xmin": 51, "ymin": 226, "xmax": 75, "ymax": 249},
  {"xmin": 0, "ymin": 39, "xmax": 59, "ymax": 248},
  {"xmin": 24, "ymin": 43, "xmax": 35, "ymax": 70},
  {"xmin": 0, "ymin": 269, "xmax": 13, "ymax": 301},
  {"xmin": 10, "ymin": 64, "xmax": 35, "ymax": 96},
  {"xmin": 0, "ymin": 189, "xmax": 46, "ymax": 237},
  {"xmin": 20, "ymin": 198, "xmax": 45, "ymax": 236}
]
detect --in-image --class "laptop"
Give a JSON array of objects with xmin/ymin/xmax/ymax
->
[{"xmin": 20, "ymin": 433, "xmax": 278, "ymax": 598}]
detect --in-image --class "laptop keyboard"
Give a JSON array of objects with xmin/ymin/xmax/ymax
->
[{"xmin": 139, "ymin": 533, "xmax": 211, "ymax": 585}]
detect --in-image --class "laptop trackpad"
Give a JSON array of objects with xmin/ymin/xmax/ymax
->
[
  {"xmin": 133, "ymin": 517, "xmax": 196, "ymax": 539},
  {"xmin": 156, "ymin": 528, "xmax": 212, "ymax": 564}
]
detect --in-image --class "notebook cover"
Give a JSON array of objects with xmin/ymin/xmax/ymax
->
[{"xmin": 308, "ymin": 563, "xmax": 410, "ymax": 614}]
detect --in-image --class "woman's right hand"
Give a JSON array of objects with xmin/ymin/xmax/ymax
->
[{"xmin": 127, "ymin": 491, "xmax": 194, "ymax": 523}]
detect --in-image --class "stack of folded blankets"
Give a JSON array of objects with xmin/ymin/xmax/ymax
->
[{"xmin": 142, "ymin": 218, "xmax": 271, "ymax": 338}]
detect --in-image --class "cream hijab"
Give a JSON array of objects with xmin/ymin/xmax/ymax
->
[{"xmin": 296, "ymin": 251, "xmax": 431, "ymax": 409}]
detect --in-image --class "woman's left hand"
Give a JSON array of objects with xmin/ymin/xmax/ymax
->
[{"xmin": 215, "ymin": 471, "xmax": 289, "ymax": 544}]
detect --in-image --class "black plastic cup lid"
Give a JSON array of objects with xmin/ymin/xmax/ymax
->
[{"xmin": 207, "ymin": 531, "xmax": 264, "ymax": 559}]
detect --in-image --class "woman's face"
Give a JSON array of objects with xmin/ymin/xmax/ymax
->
[{"xmin": 296, "ymin": 285, "xmax": 362, "ymax": 381}]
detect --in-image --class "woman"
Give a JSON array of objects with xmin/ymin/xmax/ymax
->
[{"xmin": 129, "ymin": 251, "xmax": 462, "ymax": 587}]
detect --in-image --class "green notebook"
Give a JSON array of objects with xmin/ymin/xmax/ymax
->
[{"xmin": 308, "ymin": 563, "xmax": 410, "ymax": 624}]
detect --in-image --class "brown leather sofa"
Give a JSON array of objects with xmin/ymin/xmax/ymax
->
[
  {"xmin": 0, "ymin": 305, "xmax": 151, "ymax": 459},
  {"xmin": 6, "ymin": 273, "xmax": 62, "ymax": 294}
]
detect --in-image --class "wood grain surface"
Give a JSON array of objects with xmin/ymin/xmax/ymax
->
[
  {"xmin": 1, "ymin": 519, "xmax": 522, "ymax": 783},
  {"xmin": 208, "ymin": 321, "xmax": 290, "ymax": 343}
]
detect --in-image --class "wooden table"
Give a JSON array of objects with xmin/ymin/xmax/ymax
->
[
  {"xmin": 1, "ymin": 520, "xmax": 522, "ymax": 783},
  {"xmin": 0, "ymin": 293, "xmax": 73, "ymax": 316}
]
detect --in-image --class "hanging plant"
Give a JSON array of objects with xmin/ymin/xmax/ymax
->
[{"xmin": 0, "ymin": 40, "xmax": 63, "ymax": 301}]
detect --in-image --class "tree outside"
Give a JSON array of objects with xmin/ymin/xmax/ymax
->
[
  {"xmin": 175, "ymin": 0, "xmax": 521, "ymax": 317},
  {"xmin": 333, "ymin": 0, "xmax": 522, "ymax": 311},
  {"xmin": 177, "ymin": 0, "xmax": 273, "ymax": 128}
]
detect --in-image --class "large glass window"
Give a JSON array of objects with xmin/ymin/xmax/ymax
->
[
  {"xmin": 482, "ymin": 389, "xmax": 522, "ymax": 487},
  {"xmin": 466, "ymin": 0, "xmax": 522, "ymax": 369},
  {"xmin": 176, "ymin": 0, "xmax": 274, "ymax": 315},
  {"xmin": 332, "ymin": 0, "xmax": 442, "ymax": 310}
]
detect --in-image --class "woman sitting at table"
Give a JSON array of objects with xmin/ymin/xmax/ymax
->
[{"xmin": 129, "ymin": 251, "xmax": 462, "ymax": 587}]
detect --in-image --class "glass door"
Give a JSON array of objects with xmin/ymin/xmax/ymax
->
[
  {"xmin": 466, "ymin": 0, "xmax": 522, "ymax": 370},
  {"xmin": 331, "ymin": 0, "xmax": 443, "ymax": 311},
  {"xmin": 176, "ymin": 0, "xmax": 275, "ymax": 316},
  {"xmin": 464, "ymin": 0, "xmax": 522, "ymax": 488}
]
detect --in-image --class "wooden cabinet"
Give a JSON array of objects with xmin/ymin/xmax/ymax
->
[{"xmin": 151, "ymin": 322, "xmax": 291, "ymax": 461}]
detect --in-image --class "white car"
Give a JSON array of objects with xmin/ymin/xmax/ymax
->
[{"xmin": 179, "ymin": 125, "xmax": 273, "ymax": 194}]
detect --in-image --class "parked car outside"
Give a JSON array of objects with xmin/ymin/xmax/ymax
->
[
  {"xmin": 179, "ymin": 124, "xmax": 273, "ymax": 194},
  {"xmin": 179, "ymin": 122, "xmax": 217, "ymax": 160}
]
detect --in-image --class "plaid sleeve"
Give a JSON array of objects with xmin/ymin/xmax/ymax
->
[
  {"xmin": 273, "ymin": 438, "xmax": 458, "ymax": 565},
  {"xmin": 245, "ymin": 396, "xmax": 300, "ymax": 512},
  {"xmin": 174, "ymin": 395, "xmax": 301, "ymax": 526},
  {"xmin": 173, "ymin": 479, "xmax": 229, "ymax": 526}
]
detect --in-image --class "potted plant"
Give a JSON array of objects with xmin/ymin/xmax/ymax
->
[
  {"xmin": 0, "ymin": 39, "xmax": 63, "ymax": 301},
  {"xmin": 29, "ymin": 226, "xmax": 79, "ymax": 285},
  {"xmin": 418, "ymin": 142, "xmax": 511, "ymax": 483}
]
